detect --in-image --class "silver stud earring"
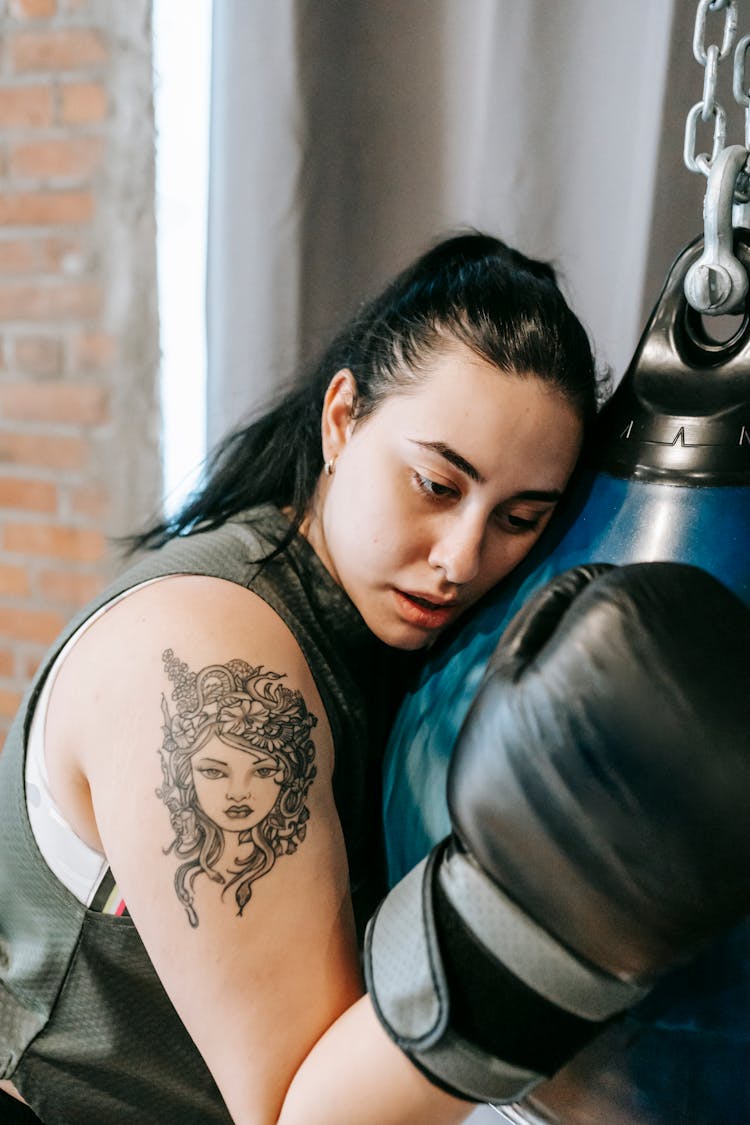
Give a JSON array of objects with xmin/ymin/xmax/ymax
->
[{"xmin": 324, "ymin": 458, "xmax": 336, "ymax": 477}]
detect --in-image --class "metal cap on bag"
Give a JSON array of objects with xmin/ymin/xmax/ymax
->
[{"xmin": 593, "ymin": 235, "xmax": 750, "ymax": 484}]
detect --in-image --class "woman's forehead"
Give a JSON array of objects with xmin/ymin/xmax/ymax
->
[
  {"xmin": 195, "ymin": 736, "xmax": 276, "ymax": 765},
  {"xmin": 377, "ymin": 351, "xmax": 581, "ymax": 474}
]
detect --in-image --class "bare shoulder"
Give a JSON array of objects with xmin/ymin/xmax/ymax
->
[
  {"xmin": 65, "ymin": 572, "xmax": 323, "ymax": 701},
  {"xmin": 45, "ymin": 574, "xmax": 359, "ymax": 1121},
  {"xmin": 52, "ymin": 573, "xmax": 333, "ymax": 778}
]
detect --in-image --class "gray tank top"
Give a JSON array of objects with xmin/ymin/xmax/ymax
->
[{"xmin": 0, "ymin": 506, "xmax": 399, "ymax": 1123}]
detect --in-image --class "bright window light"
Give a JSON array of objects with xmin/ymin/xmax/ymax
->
[{"xmin": 152, "ymin": 0, "xmax": 212, "ymax": 516}]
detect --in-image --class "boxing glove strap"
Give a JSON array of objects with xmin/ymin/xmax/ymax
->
[
  {"xmin": 365, "ymin": 852, "xmax": 448, "ymax": 1047},
  {"xmin": 365, "ymin": 848, "xmax": 543, "ymax": 1103},
  {"xmin": 365, "ymin": 841, "xmax": 649, "ymax": 1103},
  {"xmin": 439, "ymin": 847, "xmax": 649, "ymax": 1021},
  {"xmin": 409, "ymin": 1023, "xmax": 543, "ymax": 1105}
]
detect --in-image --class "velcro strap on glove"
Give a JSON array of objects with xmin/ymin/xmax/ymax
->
[{"xmin": 364, "ymin": 842, "xmax": 648, "ymax": 1104}]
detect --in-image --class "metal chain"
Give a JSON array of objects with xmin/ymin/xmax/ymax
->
[
  {"xmin": 682, "ymin": 0, "xmax": 750, "ymax": 314},
  {"xmin": 734, "ymin": 32, "xmax": 750, "ymax": 149},
  {"xmin": 684, "ymin": 0, "xmax": 739, "ymax": 175}
]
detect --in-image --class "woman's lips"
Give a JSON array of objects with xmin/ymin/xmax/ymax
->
[
  {"xmin": 225, "ymin": 805, "xmax": 252, "ymax": 818},
  {"xmin": 392, "ymin": 589, "xmax": 461, "ymax": 630}
]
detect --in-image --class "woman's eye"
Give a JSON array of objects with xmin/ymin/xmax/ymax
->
[
  {"xmin": 496, "ymin": 511, "xmax": 544, "ymax": 534},
  {"xmin": 413, "ymin": 472, "xmax": 458, "ymax": 500},
  {"xmin": 254, "ymin": 767, "xmax": 276, "ymax": 778},
  {"xmin": 197, "ymin": 767, "xmax": 224, "ymax": 779}
]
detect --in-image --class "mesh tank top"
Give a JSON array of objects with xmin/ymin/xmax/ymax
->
[{"xmin": 0, "ymin": 506, "xmax": 399, "ymax": 1124}]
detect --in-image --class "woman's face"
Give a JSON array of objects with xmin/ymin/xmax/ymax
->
[
  {"xmin": 307, "ymin": 340, "xmax": 583, "ymax": 650},
  {"xmin": 190, "ymin": 737, "xmax": 284, "ymax": 833}
]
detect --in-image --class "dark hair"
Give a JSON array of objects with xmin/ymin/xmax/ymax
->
[{"xmin": 132, "ymin": 231, "xmax": 599, "ymax": 552}]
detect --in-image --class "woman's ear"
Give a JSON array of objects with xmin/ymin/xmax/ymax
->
[{"xmin": 321, "ymin": 369, "xmax": 358, "ymax": 461}]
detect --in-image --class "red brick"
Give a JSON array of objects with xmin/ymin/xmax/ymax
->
[
  {"xmin": 10, "ymin": 136, "xmax": 104, "ymax": 180},
  {"xmin": 0, "ymin": 564, "xmax": 31, "ymax": 596},
  {"xmin": 69, "ymin": 481, "xmax": 107, "ymax": 519},
  {"xmin": 0, "ymin": 281, "xmax": 102, "ymax": 321},
  {"xmin": 70, "ymin": 331, "xmax": 114, "ymax": 369},
  {"xmin": 0, "ymin": 476, "xmax": 57, "ymax": 512},
  {"xmin": 3, "ymin": 521, "xmax": 106, "ymax": 561},
  {"xmin": 0, "ymin": 605, "xmax": 64, "ymax": 644},
  {"xmin": 0, "ymin": 382, "xmax": 108, "ymax": 425},
  {"xmin": 0, "ymin": 430, "xmax": 88, "ymax": 470},
  {"xmin": 0, "ymin": 85, "xmax": 53, "ymax": 128},
  {"xmin": 59, "ymin": 82, "xmax": 106, "ymax": 124},
  {"xmin": 14, "ymin": 335, "xmax": 62, "ymax": 375},
  {"xmin": 38, "ymin": 567, "xmax": 101, "ymax": 605},
  {"xmin": 0, "ymin": 190, "xmax": 94, "ymax": 226},
  {"xmin": 9, "ymin": 0, "xmax": 57, "ymax": 18},
  {"xmin": 0, "ymin": 240, "xmax": 36, "ymax": 273},
  {"xmin": 23, "ymin": 650, "xmax": 43, "ymax": 678},
  {"xmin": 0, "ymin": 649, "xmax": 15, "ymax": 677},
  {"xmin": 0, "ymin": 689, "xmax": 22, "ymax": 718},
  {"xmin": 11, "ymin": 29, "xmax": 108, "ymax": 74},
  {"xmin": 39, "ymin": 236, "xmax": 87, "ymax": 274}
]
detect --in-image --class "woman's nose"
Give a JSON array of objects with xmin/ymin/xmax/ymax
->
[
  {"xmin": 226, "ymin": 783, "xmax": 249, "ymax": 800},
  {"xmin": 428, "ymin": 514, "xmax": 484, "ymax": 585}
]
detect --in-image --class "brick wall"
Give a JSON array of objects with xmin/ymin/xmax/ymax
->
[{"xmin": 0, "ymin": 0, "xmax": 161, "ymax": 745}]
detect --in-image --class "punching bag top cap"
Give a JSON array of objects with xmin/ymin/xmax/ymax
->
[{"xmin": 593, "ymin": 234, "xmax": 750, "ymax": 485}]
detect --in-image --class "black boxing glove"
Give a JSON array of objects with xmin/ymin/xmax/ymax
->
[{"xmin": 364, "ymin": 562, "xmax": 750, "ymax": 1105}]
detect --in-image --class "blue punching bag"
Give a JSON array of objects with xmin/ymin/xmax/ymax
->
[{"xmin": 383, "ymin": 235, "xmax": 750, "ymax": 1124}]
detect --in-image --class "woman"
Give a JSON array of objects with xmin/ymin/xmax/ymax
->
[{"xmin": 0, "ymin": 233, "xmax": 598, "ymax": 1123}]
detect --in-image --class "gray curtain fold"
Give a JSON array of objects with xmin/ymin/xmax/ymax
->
[
  {"xmin": 207, "ymin": 0, "xmax": 696, "ymax": 449},
  {"xmin": 206, "ymin": 0, "xmax": 303, "ymax": 444}
]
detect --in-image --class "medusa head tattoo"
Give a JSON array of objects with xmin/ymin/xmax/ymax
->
[{"xmin": 156, "ymin": 649, "xmax": 317, "ymax": 927}]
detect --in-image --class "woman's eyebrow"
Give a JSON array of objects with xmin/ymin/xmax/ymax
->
[
  {"xmin": 411, "ymin": 441, "xmax": 563, "ymax": 502},
  {"xmin": 512, "ymin": 489, "xmax": 564, "ymax": 502},
  {"xmin": 411, "ymin": 440, "xmax": 483, "ymax": 482},
  {"xmin": 197, "ymin": 756, "xmax": 228, "ymax": 767}
]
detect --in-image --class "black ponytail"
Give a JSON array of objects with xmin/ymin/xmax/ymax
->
[{"xmin": 129, "ymin": 231, "xmax": 600, "ymax": 553}]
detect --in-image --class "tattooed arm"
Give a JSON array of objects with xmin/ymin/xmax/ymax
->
[
  {"xmin": 44, "ymin": 575, "xmax": 471, "ymax": 1125},
  {"xmin": 155, "ymin": 648, "xmax": 319, "ymax": 931}
]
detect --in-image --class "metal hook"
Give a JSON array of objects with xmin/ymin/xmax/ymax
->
[{"xmin": 684, "ymin": 143, "xmax": 750, "ymax": 313}]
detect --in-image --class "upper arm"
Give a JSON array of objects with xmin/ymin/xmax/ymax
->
[{"xmin": 51, "ymin": 576, "xmax": 362, "ymax": 1124}]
